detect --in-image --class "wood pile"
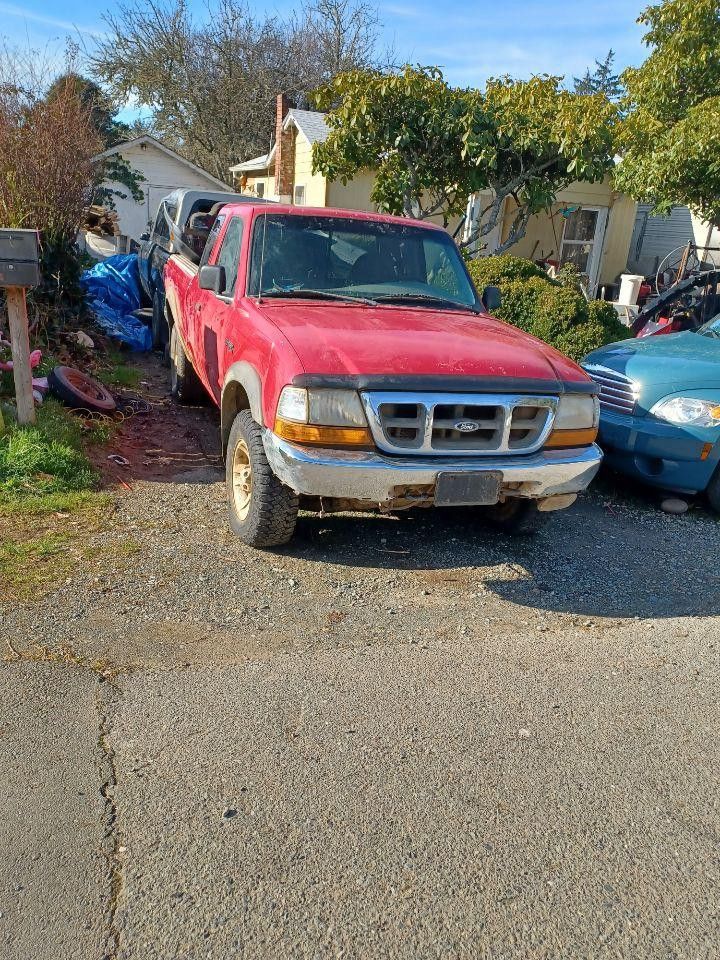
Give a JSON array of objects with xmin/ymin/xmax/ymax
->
[{"xmin": 82, "ymin": 205, "xmax": 121, "ymax": 237}]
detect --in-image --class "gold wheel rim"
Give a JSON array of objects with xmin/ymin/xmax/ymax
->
[{"xmin": 232, "ymin": 439, "xmax": 252, "ymax": 521}]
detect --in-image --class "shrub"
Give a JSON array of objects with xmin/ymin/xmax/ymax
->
[
  {"xmin": 0, "ymin": 47, "xmax": 103, "ymax": 329},
  {"xmin": 467, "ymin": 255, "xmax": 629, "ymax": 360},
  {"xmin": 467, "ymin": 254, "xmax": 549, "ymax": 287}
]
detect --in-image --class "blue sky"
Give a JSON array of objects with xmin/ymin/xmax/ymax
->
[{"xmin": 0, "ymin": 0, "xmax": 649, "ymax": 106}]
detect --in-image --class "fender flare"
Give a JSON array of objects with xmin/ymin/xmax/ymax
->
[{"xmin": 220, "ymin": 362, "xmax": 264, "ymax": 453}]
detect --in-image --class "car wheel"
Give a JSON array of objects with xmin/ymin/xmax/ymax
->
[
  {"xmin": 152, "ymin": 291, "xmax": 168, "ymax": 351},
  {"xmin": 169, "ymin": 325, "xmax": 204, "ymax": 404},
  {"xmin": 226, "ymin": 410, "xmax": 299, "ymax": 548},
  {"xmin": 484, "ymin": 498, "xmax": 551, "ymax": 536},
  {"xmin": 706, "ymin": 463, "xmax": 720, "ymax": 514},
  {"xmin": 48, "ymin": 366, "xmax": 117, "ymax": 413}
]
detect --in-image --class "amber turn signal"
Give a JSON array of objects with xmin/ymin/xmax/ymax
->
[
  {"xmin": 545, "ymin": 427, "xmax": 599, "ymax": 449},
  {"xmin": 274, "ymin": 417, "xmax": 374, "ymax": 448}
]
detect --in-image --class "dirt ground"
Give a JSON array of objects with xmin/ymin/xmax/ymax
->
[
  {"xmin": 88, "ymin": 354, "xmax": 223, "ymax": 487},
  {"xmin": 2, "ymin": 353, "xmax": 719, "ymax": 960}
]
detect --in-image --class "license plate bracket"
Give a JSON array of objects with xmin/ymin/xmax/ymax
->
[{"xmin": 434, "ymin": 471, "xmax": 503, "ymax": 507}]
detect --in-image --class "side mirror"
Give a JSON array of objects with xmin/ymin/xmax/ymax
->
[
  {"xmin": 199, "ymin": 264, "xmax": 226, "ymax": 294},
  {"xmin": 482, "ymin": 285, "xmax": 501, "ymax": 312},
  {"xmin": 140, "ymin": 231, "xmax": 150, "ymax": 242}
]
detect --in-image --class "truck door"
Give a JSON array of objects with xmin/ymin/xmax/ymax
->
[
  {"xmin": 195, "ymin": 215, "xmax": 244, "ymax": 403},
  {"xmin": 140, "ymin": 200, "xmax": 174, "ymax": 301}
]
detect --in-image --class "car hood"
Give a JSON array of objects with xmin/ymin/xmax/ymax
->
[
  {"xmin": 585, "ymin": 331, "xmax": 720, "ymax": 401},
  {"xmin": 257, "ymin": 301, "xmax": 588, "ymax": 388}
]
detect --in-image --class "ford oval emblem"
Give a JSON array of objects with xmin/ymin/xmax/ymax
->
[{"xmin": 454, "ymin": 420, "xmax": 480, "ymax": 433}]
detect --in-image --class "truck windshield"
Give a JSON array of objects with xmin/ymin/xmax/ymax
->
[{"xmin": 247, "ymin": 213, "xmax": 478, "ymax": 309}]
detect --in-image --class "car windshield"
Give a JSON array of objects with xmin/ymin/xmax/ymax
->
[
  {"xmin": 247, "ymin": 213, "xmax": 478, "ymax": 310},
  {"xmin": 699, "ymin": 312, "xmax": 720, "ymax": 338}
]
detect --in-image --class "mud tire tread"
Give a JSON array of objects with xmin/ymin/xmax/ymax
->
[{"xmin": 226, "ymin": 410, "xmax": 298, "ymax": 548}]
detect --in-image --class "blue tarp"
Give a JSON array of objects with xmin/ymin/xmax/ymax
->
[{"xmin": 81, "ymin": 254, "xmax": 152, "ymax": 352}]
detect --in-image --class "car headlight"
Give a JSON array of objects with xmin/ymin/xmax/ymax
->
[
  {"xmin": 275, "ymin": 387, "xmax": 372, "ymax": 447},
  {"xmin": 545, "ymin": 394, "xmax": 599, "ymax": 448},
  {"xmin": 553, "ymin": 395, "xmax": 599, "ymax": 430},
  {"xmin": 651, "ymin": 396, "xmax": 720, "ymax": 428}
]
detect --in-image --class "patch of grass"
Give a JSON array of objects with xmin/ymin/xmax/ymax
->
[
  {"xmin": 99, "ymin": 362, "xmax": 141, "ymax": 389},
  {"xmin": 0, "ymin": 532, "xmax": 76, "ymax": 601},
  {"xmin": 0, "ymin": 398, "xmax": 98, "ymax": 502},
  {"xmin": 0, "ymin": 489, "xmax": 117, "ymax": 602},
  {"xmin": 0, "ymin": 489, "xmax": 110, "ymax": 516}
]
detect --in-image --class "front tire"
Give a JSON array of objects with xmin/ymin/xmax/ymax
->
[
  {"xmin": 226, "ymin": 410, "xmax": 299, "ymax": 547},
  {"xmin": 707, "ymin": 463, "xmax": 720, "ymax": 514},
  {"xmin": 169, "ymin": 325, "xmax": 204, "ymax": 404},
  {"xmin": 485, "ymin": 499, "xmax": 551, "ymax": 536}
]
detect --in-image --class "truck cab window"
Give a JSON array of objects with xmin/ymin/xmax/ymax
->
[
  {"xmin": 153, "ymin": 203, "xmax": 171, "ymax": 242},
  {"xmin": 214, "ymin": 217, "xmax": 244, "ymax": 298},
  {"xmin": 200, "ymin": 214, "xmax": 226, "ymax": 268}
]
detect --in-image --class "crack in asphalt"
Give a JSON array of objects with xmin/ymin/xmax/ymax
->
[{"xmin": 97, "ymin": 676, "xmax": 123, "ymax": 960}]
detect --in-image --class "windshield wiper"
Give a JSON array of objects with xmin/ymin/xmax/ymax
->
[
  {"xmin": 373, "ymin": 293, "xmax": 481, "ymax": 314},
  {"xmin": 261, "ymin": 288, "xmax": 377, "ymax": 306}
]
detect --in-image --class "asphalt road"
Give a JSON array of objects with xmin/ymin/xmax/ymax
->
[
  {"xmin": 2, "ymin": 372, "xmax": 719, "ymax": 958},
  {"xmin": 0, "ymin": 663, "xmax": 107, "ymax": 960}
]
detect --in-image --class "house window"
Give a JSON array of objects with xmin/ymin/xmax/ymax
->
[
  {"xmin": 559, "ymin": 206, "xmax": 608, "ymax": 292},
  {"xmin": 256, "ymin": 182, "xmax": 265, "ymax": 198},
  {"xmin": 294, "ymin": 185, "xmax": 306, "ymax": 205}
]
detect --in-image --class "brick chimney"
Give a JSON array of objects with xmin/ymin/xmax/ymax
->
[{"xmin": 274, "ymin": 93, "xmax": 294, "ymax": 202}]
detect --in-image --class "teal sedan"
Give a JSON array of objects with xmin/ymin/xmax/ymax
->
[{"xmin": 582, "ymin": 314, "xmax": 720, "ymax": 511}]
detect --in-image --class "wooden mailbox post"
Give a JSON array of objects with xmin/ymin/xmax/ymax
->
[{"xmin": 0, "ymin": 229, "xmax": 40, "ymax": 426}]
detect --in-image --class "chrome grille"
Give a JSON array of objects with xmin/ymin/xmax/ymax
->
[
  {"xmin": 361, "ymin": 392, "xmax": 556, "ymax": 456},
  {"xmin": 582, "ymin": 364, "xmax": 638, "ymax": 415}
]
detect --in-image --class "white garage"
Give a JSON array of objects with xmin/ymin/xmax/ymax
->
[{"xmin": 89, "ymin": 135, "xmax": 233, "ymax": 254}]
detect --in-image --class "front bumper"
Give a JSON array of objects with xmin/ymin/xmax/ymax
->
[
  {"xmin": 598, "ymin": 409, "xmax": 719, "ymax": 495},
  {"xmin": 263, "ymin": 430, "xmax": 602, "ymax": 505}
]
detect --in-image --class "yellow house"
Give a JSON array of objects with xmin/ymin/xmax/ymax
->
[
  {"xmin": 465, "ymin": 181, "xmax": 637, "ymax": 295},
  {"xmin": 229, "ymin": 95, "xmax": 375, "ymax": 211},
  {"xmin": 230, "ymin": 95, "xmax": 637, "ymax": 297}
]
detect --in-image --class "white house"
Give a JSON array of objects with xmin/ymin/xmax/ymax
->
[{"xmin": 89, "ymin": 135, "xmax": 232, "ymax": 254}]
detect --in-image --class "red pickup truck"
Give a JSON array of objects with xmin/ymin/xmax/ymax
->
[{"xmin": 164, "ymin": 204, "xmax": 602, "ymax": 547}]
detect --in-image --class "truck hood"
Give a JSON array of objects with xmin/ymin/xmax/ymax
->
[
  {"xmin": 585, "ymin": 331, "xmax": 720, "ymax": 401},
  {"xmin": 257, "ymin": 301, "xmax": 588, "ymax": 388}
]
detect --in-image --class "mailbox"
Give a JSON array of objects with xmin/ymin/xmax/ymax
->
[{"xmin": 0, "ymin": 229, "xmax": 40, "ymax": 288}]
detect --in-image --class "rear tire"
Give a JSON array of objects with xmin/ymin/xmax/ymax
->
[
  {"xmin": 152, "ymin": 291, "xmax": 168, "ymax": 351},
  {"xmin": 485, "ymin": 499, "xmax": 551, "ymax": 536},
  {"xmin": 169, "ymin": 325, "xmax": 204, "ymax": 404},
  {"xmin": 226, "ymin": 410, "xmax": 298, "ymax": 548},
  {"xmin": 707, "ymin": 464, "xmax": 720, "ymax": 514}
]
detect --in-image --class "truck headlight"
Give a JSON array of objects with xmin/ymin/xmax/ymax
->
[
  {"xmin": 650, "ymin": 396, "xmax": 720, "ymax": 428},
  {"xmin": 545, "ymin": 395, "xmax": 599, "ymax": 448},
  {"xmin": 275, "ymin": 387, "xmax": 372, "ymax": 447}
]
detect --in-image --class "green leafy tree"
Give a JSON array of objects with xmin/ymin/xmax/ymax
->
[
  {"xmin": 614, "ymin": 0, "xmax": 720, "ymax": 225},
  {"xmin": 574, "ymin": 50, "xmax": 623, "ymax": 100},
  {"xmin": 312, "ymin": 67, "xmax": 616, "ymax": 252}
]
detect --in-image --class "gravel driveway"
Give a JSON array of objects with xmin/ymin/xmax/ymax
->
[{"xmin": 1, "ymin": 356, "xmax": 719, "ymax": 958}]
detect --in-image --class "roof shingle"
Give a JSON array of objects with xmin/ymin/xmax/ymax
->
[{"xmin": 287, "ymin": 109, "xmax": 329, "ymax": 145}]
